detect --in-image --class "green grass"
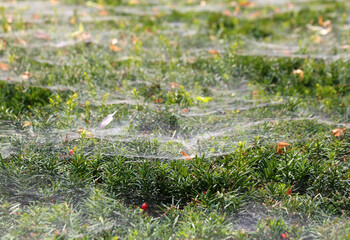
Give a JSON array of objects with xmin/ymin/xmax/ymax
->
[{"xmin": 0, "ymin": 0, "xmax": 349, "ymax": 239}]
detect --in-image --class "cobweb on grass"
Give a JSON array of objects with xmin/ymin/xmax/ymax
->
[{"xmin": 0, "ymin": 0, "xmax": 349, "ymax": 237}]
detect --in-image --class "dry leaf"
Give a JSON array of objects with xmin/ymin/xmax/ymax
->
[
  {"xmin": 98, "ymin": 10, "xmax": 109, "ymax": 16},
  {"xmin": 318, "ymin": 16, "xmax": 331, "ymax": 27},
  {"xmin": 223, "ymin": 10, "xmax": 231, "ymax": 17},
  {"xmin": 312, "ymin": 35, "xmax": 322, "ymax": 44},
  {"xmin": 0, "ymin": 63, "xmax": 9, "ymax": 71},
  {"xmin": 277, "ymin": 142, "xmax": 290, "ymax": 154},
  {"xmin": 23, "ymin": 121, "xmax": 31, "ymax": 128},
  {"xmin": 77, "ymin": 32, "xmax": 91, "ymax": 42},
  {"xmin": 293, "ymin": 69, "xmax": 304, "ymax": 79},
  {"xmin": 110, "ymin": 39, "xmax": 122, "ymax": 52},
  {"xmin": 306, "ymin": 24, "xmax": 332, "ymax": 36},
  {"xmin": 181, "ymin": 150, "xmax": 194, "ymax": 160},
  {"xmin": 286, "ymin": 186, "xmax": 292, "ymax": 195},
  {"xmin": 331, "ymin": 127, "xmax": 346, "ymax": 138},
  {"xmin": 239, "ymin": 1, "xmax": 252, "ymax": 7},
  {"xmin": 208, "ymin": 49, "xmax": 219, "ymax": 55},
  {"xmin": 35, "ymin": 32, "xmax": 50, "ymax": 41},
  {"xmin": 170, "ymin": 82, "xmax": 180, "ymax": 89},
  {"xmin": 21, "ymin": 72, "xmax": 30, "ymax": 80},
  {"xmin": 129, "ymin": 0, "xmax": 139, "ymax": 5},
  {"xmin": 187, "ymin": 57, "xmax": 195, "ymax": 64},
  {"xmin": 32, "ymin": 13, "xmax": 40, "ymax": 21},
  {"xmin": 16, "ymin": 38, "xmax": 27, "ymax": 46},
  {"xmin": 249, "ymin": 11, "xmax": 261, "ymax": 18}
]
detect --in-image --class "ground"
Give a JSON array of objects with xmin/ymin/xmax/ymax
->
[{"xmin": 0, "ymin": 0, "xmax": 349, "ymax": 239}]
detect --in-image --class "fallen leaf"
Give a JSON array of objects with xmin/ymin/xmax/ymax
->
[
  {"xmin": 77, "ymin": 32, "xmax": 91, "ymax": 42},
  {"xmin": 110, "ymin": 39, "xmax": 122, "ymax": 52},
  {"xmin": 50, "ymin": 0, "xmax": 59, "ymax": 5},
  {"xmin": 277, "ymin": 142, "xmax": 290, "ymax": 154},
  {"xmin": 35, "ymin": 32, "xmax": 50, "ymax": 41},
  {"xmin": 286, "ymin": 186, "xmax": 292, "ymax": 195},
  {"xmin": 208, "ymin": 49, "xmax": 219, "ymax": 55},
  {"xmin": 21, "ymin": 72, "xmax": 30, "ymax": 80},
  {"xmin": 181, "ymin": 150, "xmax": 194, "ymax": 160},
  {"xmin": 292, "ymin": 69, "xmax": 304, "ymax": 79},
  {"xmin": 98, "ymin": 10, "xmax": 109, "ymax": 16},
  {"xmin": 331, "ymin": 127, "xmax": 346, "ymax": 138},
  {"xmin": 0, "ymin": 63, "xmax": 9, "ymax": 71},
  {"xmin": 223, "ymin": 10, "xmax": 231, "ymax": 17},
  {"xmin": 32, "ymin": 13, "xmax": 40, "ymax": 21},
  {"xmin": 16, "ymin": 38, "xmax": 27, "ymax": 46},
  {"xmin": 23, "ymin": 121, "xmax": 31, "ymax": 128},
  {"xmin": 239, "ymin": 1, "xmax": 252, "ymax": 7},
  {"xmin": 249, "ymin": 11, "xmax": 261, "ymax": 19},
  {"xmin": 170, "ymin": 82, "xmax": 180, "ymax": 89},
  {"xmin": 312, "ymin": 35, "xmax": 322, "ymax": 44},
  {"xmin": 306, "ymin": 24, "xmax": 332, "ymax": 36},
  {"xmin": 318, "ymin": 16, "xmax": 331, "ymax": 27}
]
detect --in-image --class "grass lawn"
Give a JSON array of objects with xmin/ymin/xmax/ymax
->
[{"xmin": 0, "ymin": 0, "xmax": 349, "ymax": 239}]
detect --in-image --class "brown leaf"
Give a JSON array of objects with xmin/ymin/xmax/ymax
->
[
  {"xmin": 208, "ymin": 49, "xmax": 219, "ymax": 55},
  {"xmin": 239, "ymin": 1, "xmax": 252, "ymax": 7},
  {"xmin": 23, "ymin": 121, "xmax": 31, "ymax": 128},
  {"xmin": 77, "ymin": 32, "xmax": 91, "ymax": 42},
  {"xmin": 318, "ymin": 16, "xmax": 332, "ymax": 27},
  {"xmin": 0, "ymin": 63, "xmax": 9, "ymax": 71},
  {"xmin": 277, "ymin": 142, "xmax": 290, "ymax": 154},
  {"xmin": 21, "ymin": 72, "xmax": 30, "ymax": 80},
  {"xmin": 286, "ymin": 186, "xmax": 292, "ymax": 195},
  {"xmin": 292, "ymin": 69, "xmax": 304, "ymax": 79},
  {"xmin": 110, "ymin": 39, "xmax": 122, "ymax": 52},
  {"xmin": 181, "ymin": 151, "xmax": 194, "ymax": 160},
  {"xmin": 223, "ymin": 10, "xmax": 231, "ymax": 17},
  {"xmin": 170, "ymin": 82, "xmax": 180, "ymax": 89},
  {"xmin": 35, "ymin": 32, "xmax": 50, "ymax": 41},
  {"xmin": 16, "ymin": 38, "xmax": 27, "ymax": 46},
  {"xmin": 98, "ymin": 10, "xmax": 109, "ymax": 16},
  {"xmin": 331, "ymin": 127, "xmax": 346, "ymax": 138}
]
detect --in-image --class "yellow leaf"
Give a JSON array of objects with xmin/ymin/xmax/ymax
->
[
  {"xmin": 277, "ymin": 142, "xmax": 290, "ymax": 154},
  {"xmin": 23, "ymin": 121, "xmax": 31, "ymax": 128}
]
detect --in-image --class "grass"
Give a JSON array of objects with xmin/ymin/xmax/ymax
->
[{"xmin": 0, "ymin": 0, "xmax": 349, "ymax": 239}]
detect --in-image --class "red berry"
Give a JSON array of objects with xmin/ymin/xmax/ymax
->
[
  {"xmin": 69, "ymin": 150, "xmax": 74, "ymax": 155},
  {"xmin": 141, "ymin": 202, "xmax": 149, "ymax": 211},
  {"xmin": 281, "ymin": 232, "xmax": 288, "ymax": 239}
]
